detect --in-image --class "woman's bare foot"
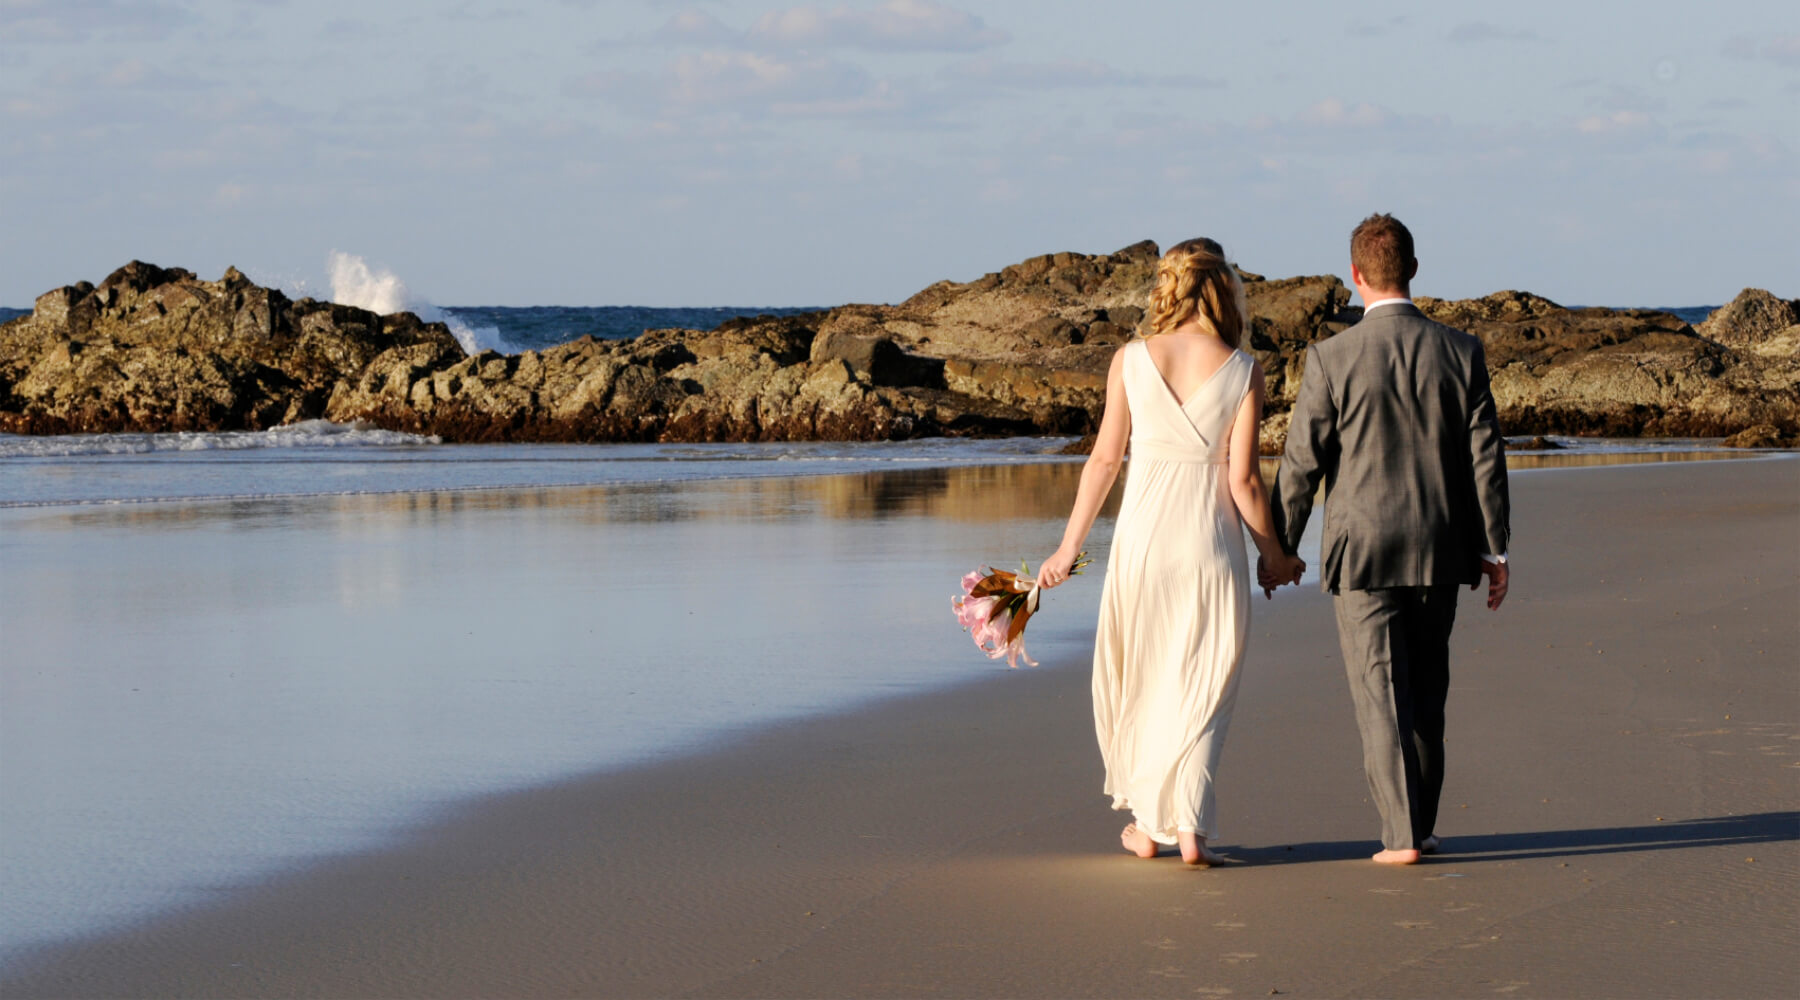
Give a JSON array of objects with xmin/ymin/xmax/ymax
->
[
  {"xmin": 1120, "ymin": 823, "xmax": 1158, "ymax": 858},
  {"xmin": 1177, "ymin": 830, "xmax": 1225, "ymax": 867},
  {"xmin": 1373, "ymin": 847, "xmax": 1421, "ymax": 865}
]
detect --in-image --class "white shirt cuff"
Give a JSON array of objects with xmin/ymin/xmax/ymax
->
[{"xmin": 1481, "ymin": 553, "xmax": 1508, "ymax": 564}]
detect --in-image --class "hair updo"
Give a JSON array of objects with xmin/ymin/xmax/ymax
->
[{"xmin": 1146, "ymin": 237, "xmax": 1246, "ymax": 348}]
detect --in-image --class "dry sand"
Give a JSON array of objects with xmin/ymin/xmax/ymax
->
[{"xmin": 4, "ymin": 456, "xmax": 1796, "ymax": 999}]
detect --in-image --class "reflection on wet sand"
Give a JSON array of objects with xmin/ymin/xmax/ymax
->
[
  {"xmin": 1502, "ymin": 449, "xmax": 1755, "ymax": 470},
  {"xmin": 8, "ymin": 461, "xmax": 1102, "ymax": 534},
  {"xmin": 3, "ymin": 448, "xmax": 1769, "ymax": 537}
]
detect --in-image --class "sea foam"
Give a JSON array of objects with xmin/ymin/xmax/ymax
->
[
  {"xmin": 0, "ymin": 420, "xmax": 439, "ymax": 458},
  {"xmin": 325, "ymin": 251, "xmax": 516, "ymax": 355}
]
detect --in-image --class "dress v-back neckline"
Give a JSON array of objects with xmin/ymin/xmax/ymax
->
[{"xmin": 1140, "ymin": 340, "xmax": 1238, "ymax": 410}]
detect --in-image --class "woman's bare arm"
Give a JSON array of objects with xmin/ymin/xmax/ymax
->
[{"xmin": 1037, "ymin": 348, "xmax": 1131, "ymax": 589}]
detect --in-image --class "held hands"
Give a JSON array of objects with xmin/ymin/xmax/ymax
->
[
  {"xmin": 1475, "ymin": 559, "xmax": 1509, "ymax": 611},
  {"xmin": 1036, "ymin": 546, "xmax": 1079, "ymax": 589},
  {"xmin": 1257, "ymin": 552, "xmax": 1306, "ymax": 599}
]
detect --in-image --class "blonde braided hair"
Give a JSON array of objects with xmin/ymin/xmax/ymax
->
[{"xmin": 1146, "ymin": 237, "xmax": 1247, "ymax": 348}]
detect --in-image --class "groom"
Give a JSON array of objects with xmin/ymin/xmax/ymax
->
[{"xmin": 1265, "ymin": 213, "xmax": 1511, "ymax": 864}]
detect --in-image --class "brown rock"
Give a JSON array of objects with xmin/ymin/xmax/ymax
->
[
  {"xmin": 1699, "ymin": 289, "xmax": 1800, "ymax": 346},
  {"xmin": 3, "ymin": 254, "xmax": 1794, "ymax": 448},
  {"xmin": 1507, "ymin": 436, "xmax": 1566, "ymax": 450},
  {"xmin": 1720, "ymin": 424, "xmax": 1789, "ymax": 448},
  {"xmin": 0, "ymin": 261, "xmax": 462, "ymax": 435},
  {"xmin": 810, "ymin": 329, "xmax": 946, "ymax": 388}
]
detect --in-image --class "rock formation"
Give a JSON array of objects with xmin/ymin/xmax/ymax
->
[
  {"xmin": 1414, "ymin": 288, "xmax": 1799, "ymax": 440},
  {"xmin": 2, "ymin": 252, "xmax": 1794, "ymax": 450},
  {"xmin": 1, "ymin": 261, "xmax": 460, "ymax": 434}
]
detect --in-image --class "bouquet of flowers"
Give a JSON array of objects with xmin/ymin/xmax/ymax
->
[{"xmin": 952, "ymin": 553, "xmax": 1090, "ymax": 668}]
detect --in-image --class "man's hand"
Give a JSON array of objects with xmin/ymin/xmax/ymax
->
[
  {"xmin": 1474, "ymin": 559, "xmax": 1509, "ymax": 611},
  {"xmin": 1258, "ymin": 552, "xmax": 1305, "ymax": 599}
]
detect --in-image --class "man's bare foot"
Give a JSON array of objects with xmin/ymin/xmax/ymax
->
[
  {"xmin": 1373, "ymin": 847, "xmax": 1421, "ymax": 864},
  {"xmin": 1419, "ymin": 835, "xmax": 1441, "ymax": 855},
  {"xmin": 1177, "ymin": 830, "xmax": 1225, "ymax": 867},
  {"xmin": 1121, "ymin": 823, "xmax": 1158, "ymax": 858}
]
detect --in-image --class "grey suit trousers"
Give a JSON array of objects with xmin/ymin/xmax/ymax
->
[{"xmin": 1334, "ymin": 585, "xmax": 1459, "ymax": 852}]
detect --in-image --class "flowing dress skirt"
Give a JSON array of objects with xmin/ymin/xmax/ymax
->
[{"xmin": 1092, "ymin": 455, "xmax": 1250, "ymax": 844}]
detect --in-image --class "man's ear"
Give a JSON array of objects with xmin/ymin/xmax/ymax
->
[
  {"xmin": 1350, "ymin": 262, "xmax": 1365, "ymax": 287},
  {"xmin": 1404, "ymin": 258, "xmax": 1419, "ymax": 283}
]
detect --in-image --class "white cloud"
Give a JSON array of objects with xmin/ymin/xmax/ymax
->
[
  {"xmin": 1725, "ymin": 33, "xmax": 1800, "ymax": 67},
  {"xmin": 211, "ymin": 182, "xmax": 249, "ymax": 207},
  {"xmin": 664, "ymin": 49, "xmax": 855, "ymax": 106},
  {"xmin": 567, "ymin": 49, "xmax": 881, "ymax": 118},
  {"xmin": 1447, "ymin": 21, "xmax": 1545, "ymax": 45},
  {"xmin": 1770, "ymin": 34, "xmax": 1800, "ymax": 67},
  {"xmin": 1296, "ymin": 98, "xmax": 1390, "ymax": 128},
  {"xmin": 746, "ymin": 0, "xmax": 1007, "ymax": 52},
  {"xmin": 1346, "ymin": 15, "xmax": 1407, "ymax": 38},
  {"xmin": 1589, "ymin": 85, "xmax": 1667, "ymax": 114},
  {"xmin": 1720, "ymin": 35, "xmax": 1759, "ymax": 60},
  {"xmin": 0, "ymin": 0, "xmax": 195, "ymax": 43},
  {"xmin": 653, "ymin": 8, "xmax": 741, "ymax": 46},
  {"xmin": 945, "ymin": 56, "xmax": 1225, "ymax": 91},
  {"xmin": 1576, "ymin": 110, "xmax": 1652, "ymax": 134}
]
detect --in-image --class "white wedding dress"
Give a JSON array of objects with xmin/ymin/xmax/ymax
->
[{"xmin": 1092, "ymin": 340, "xmax": 1254, "ymax": 845}]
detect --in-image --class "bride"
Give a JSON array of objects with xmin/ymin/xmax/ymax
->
[{"xmin": 1036, "ymin": 238, "xmax": 1303, "ymax": 866}]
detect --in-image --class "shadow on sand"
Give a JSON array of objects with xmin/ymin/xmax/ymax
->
[{"xmin": 1228, "ymin": 811, "xmax": 1799, "ymax": 865}]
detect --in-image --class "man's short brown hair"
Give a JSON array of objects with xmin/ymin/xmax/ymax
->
[{"xmin": 1350, "ymin": 213, "xmax": 1415, "ymax": 292}]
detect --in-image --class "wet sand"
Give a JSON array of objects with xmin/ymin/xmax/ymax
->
[{"xmin": 4, "ymin": 457, "xmax": 1796, "ymax": 999}]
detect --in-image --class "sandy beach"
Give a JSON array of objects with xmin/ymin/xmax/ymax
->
[{"xmin": 3, "ymin": 455, "xmax": 1796, "ymax": 999}]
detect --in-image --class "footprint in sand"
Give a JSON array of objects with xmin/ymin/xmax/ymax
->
[
  {"xmin": 1395, "ymin": 919, "xmax": 1434, "ymax": 930},
  {"xmin": 1192, "ymin": 988, "xmax": 1233, "ymax": 997},
  {"xmin": 1146, "ymin": 965, "xmax": 1185, "ymax": 979},
  {"xmin": 1220, "ymin": 952, "xmax": 1258, "ymax": 964},
  {"xmin": 1369, "ymin": 887, "xmax": 1406, "ymax": 895},
  {"xmin": 1213, "ymin": 920, "xmax": 1247, "ymax": 930},
  {"xmin": 1490, "ymin": 982, "xmax": 1530, "ymax": 993},
  {"xmin": 1444, "ymin": 903, "xmax": 1481, "ymax": 914},
  {"xmin": 1146, "ymin": 937, "xmax": 1181, "ymax": 951}
]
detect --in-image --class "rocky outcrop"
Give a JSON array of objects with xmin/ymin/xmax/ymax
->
[
  {"xmin": 1415, "ymin": 287, "xmax": 1800, "ymax": 439},
  {"xmin": 0, "ymin": 261, "xmax": 460, "ymax": 434},
  {"xmin": 1721, "ymin": 424, "xmax": 1798, "ymax": 448},
  {"xmin": 2, "ymin": 255, "xmax": 1794, "ymax": 449},
  {"xmin": 1698, "ymin": 289, "xmax": 1800, "ymax": 346}
]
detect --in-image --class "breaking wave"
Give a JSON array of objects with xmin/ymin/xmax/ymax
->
[{"xmin": 326, "ymin": 251, "xmax": 516, "ymax": 355}]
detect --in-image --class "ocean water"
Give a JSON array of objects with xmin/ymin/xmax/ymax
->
[
  {"xmin": 0, "ymin": 449, "xmax": 1113, "ymax": 961},
  {"xmin": 0, "ymin": 427, "xmax": 1081, "ymax": 507},
  {"xmin": 440, "ymin": 304, "xmax": 823, "ymax": 352},
  {"xmin": 1652, "ymin": 306, "xmax": 1716, "ymax": 326}
]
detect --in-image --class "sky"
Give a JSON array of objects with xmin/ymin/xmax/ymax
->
[{"xmin": 1, "ymin": 0, "xmax": 1796, "ymax": 308}]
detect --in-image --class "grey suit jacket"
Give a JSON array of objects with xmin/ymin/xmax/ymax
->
[{"xmin": 1272, "ymin": 302, "xmax": 1510, "ymax": 593}]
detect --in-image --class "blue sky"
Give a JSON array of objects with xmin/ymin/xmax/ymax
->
[{"xmin": 1, "ymin": 0, "xmax": 1795, "ymax": 307}]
